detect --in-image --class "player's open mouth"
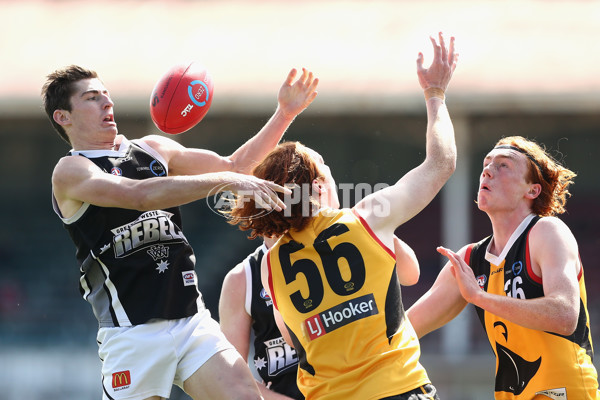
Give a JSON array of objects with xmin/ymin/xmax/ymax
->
[{"xmin": 480, "ymin": 184, "xmax": 490, "ymax": 192}]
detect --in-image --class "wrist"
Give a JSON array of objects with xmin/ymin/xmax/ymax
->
[
  {"xmin": 424, "ymin": 87, "xmax": 445, "ymax": 101},
  {"xmin": 273, "ymin": 105, "xmax": 297, "ymax": 123}
]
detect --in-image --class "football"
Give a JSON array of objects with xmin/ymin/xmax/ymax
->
[{"xmin": 149, "ymin": 62, "xmax": 214, "ymax": 134}]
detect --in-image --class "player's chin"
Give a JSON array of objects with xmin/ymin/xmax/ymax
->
[{"xmin": 475, "ymin": 194, "xmax": 488, "ymax": 211}]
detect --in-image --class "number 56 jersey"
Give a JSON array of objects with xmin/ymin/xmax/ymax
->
[{"xmin": 266, "ymin": 208, "xmax": 430, "ymax": 400}]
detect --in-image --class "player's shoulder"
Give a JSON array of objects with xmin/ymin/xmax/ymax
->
[
  {"xmin": 529, "ymin": 215, "xmax": 577, "ymax": 250},
  {"xmin": 222, "ymin": 262, "xmax": 247, "ymax": 292},
  {"xmin": 531, "ymin": 215, "xmax": 571, "ymax": 236},
  {"xmin": 139, "ymin": 134, "xmax": 181, "ymax": 148},
  {"xmin": 52, "ymin": 153, "xmax": 96, "ymax": 183}
]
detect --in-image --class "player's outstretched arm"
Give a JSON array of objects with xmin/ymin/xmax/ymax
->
[
  {"xmin": 228, "ymin": 68, "xmax": 319, "ymax": 174},
  {"xmin": 406, "ymin": 245, "xmax": 469, "ymax": 338},
  {"xmin": 52, "ymin": 155, "xmax": 290, "ymax": 216},
  {"xmin": 354, "ymin": 33, "xmax": 458, "ymax": 247}
]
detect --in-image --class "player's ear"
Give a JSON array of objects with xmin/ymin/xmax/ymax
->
[
  {"xmin": 53, "ymin": 109, "xmax": 71, "ymax": 127},
  {"xmin": 312, "ymin": 178, "xmax": 324, "ymax": 194},
  {"xmin": 526, "ymin": 183, "xmax": 541, "ymax": 199}
]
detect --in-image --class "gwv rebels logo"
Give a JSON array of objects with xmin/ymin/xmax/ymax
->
[
  {"xmin": 304, "ymin": 293, "xmax": 378, "ymax": 340},
  {"xmin": 110, "ymin": 210, "xmax": 187, "ymax": 258},
  {"xmin": 112, "ymin": 370, "xmax": 131, "ymax": 390}
]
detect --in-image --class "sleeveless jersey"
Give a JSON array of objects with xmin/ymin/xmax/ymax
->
[
  {"xmin": 52, "ymin": 138, "xmax": 201, "ymax": 328},
  {"xmin": 267, "ymin": 208, "xmax": 430, "ymax": 400},
  {"xmin": 243, "ymin": 244, "xmax": 304, "ymax": 399},
  {"xmin": 466, "ymin": 215, "xmax": 599, "ymax": 399}
]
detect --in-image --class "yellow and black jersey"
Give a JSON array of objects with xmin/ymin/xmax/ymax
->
[
  {"xmin": 267, "ymin": 208, "xmax": 430, "ymax": 400},
  {"xmin": 466, "ymin": 215, "xmax": 599, "ymax": 400}
]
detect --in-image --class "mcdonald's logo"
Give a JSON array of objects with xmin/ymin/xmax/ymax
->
[{"xmin": 112, "ymin": 370, "xmax": 131, "ymax": 388}]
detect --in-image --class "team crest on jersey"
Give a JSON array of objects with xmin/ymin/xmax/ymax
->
[
  {"xmin": 255, "ymin": 336, "xmax": 298, "ymax": 376},
  {"xmin": 476, "ymin": 274, "xmax": 487, "ymax": 289},
  {"xmin": 147, "ymin": 244, "xmax": 169, "ymax": 261}
]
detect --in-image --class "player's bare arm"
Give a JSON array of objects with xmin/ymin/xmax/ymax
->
[
  {"xmin": 53, "ymin": 155, "xmax": 289, "ymax": 217},
  {"xmin": 354, "ymin": 33, "xmax": 458, "ymax": 246},
  {"xmin": 260, "ymin": 255, "xmax": 294, "ymax": 348},
  {"xmin": 407, "ymin": 246, "xmax": 468, "ymax": 338},
  {"xmin": 219, "ymin": 264, "xmax": 252, "ymax": 362},
  {"xmin": 438, "ymin": 218, "xmax": 580, "ymax": 336},
  {"xmin": 228, "ymin": 68, "xmax": 319, "ymax": 175}
]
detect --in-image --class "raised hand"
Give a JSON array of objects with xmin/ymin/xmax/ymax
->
[
  {"xmin": 417, "ymin": 32, "xmax": 458, "ymax": 92},
  {"xmin": 224, "ymin": 173, "xmax": 292, "ymax": 212},
  {"xmin": 437, "ymin": 246, "xmax": 481, "ymax": 304},
  {"xmin": 277, "ymin": 68, "xmax": 319, "ymax": 119}
]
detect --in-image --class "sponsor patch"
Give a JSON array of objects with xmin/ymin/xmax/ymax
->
[
  {"xmin": 512, "ymin": 261, "xmax": 523, "ymax": 276},
  {"xmin": 303, "ymin": 293, "xmax": 378, "ymax": 340},
  {"xmin": 112, "ymin": 370, "xmax": 131, "ymax": 390},
  {"xmin": 182, "ymin": 270, "xmax": 197, "ymax": 286},
  {"xmin": 535, "ymin": 387, "xmax": 567, "ymax": 399}
]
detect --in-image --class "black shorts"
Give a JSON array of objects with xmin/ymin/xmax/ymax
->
[{"xmin": 380, "ymin": 384, "xmax": 440, "ymax": 400}]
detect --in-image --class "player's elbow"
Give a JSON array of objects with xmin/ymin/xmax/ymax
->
[
  {"xmin": 548, "ymin": 304, "xmax": 579, "ymax": 336},
  {"xmin": 398, "ymin": 270, "xmax": 420, "ymax": 286},
  {"xmin": 554, "ymin": 314, "xmax": 579, "ymax": 336},
  {"xmin": 427, "ymin": 150, "xmax": 456, "ymax": 182},
  {"xmin": 439, "ymin": 151, "xmax": 457, "ymax": 179}
]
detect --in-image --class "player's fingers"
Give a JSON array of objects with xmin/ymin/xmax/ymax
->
[
  {"xmin": 437, "ymin": 246, "xmax": 449, "ymax": 257},
  {"xmin": 284, "ymin": 68, "xmax": 298, "ymax": 86},
  {"xmin": 448, "ymin": 36, "xmax": 456, "ymax": 63},
  {"xmin": 416, "ymin": 52, "xmax": 425, "ymax": 72},
  {"xmin": 430, "ymin": 35, "xmax": 441, "ymax": 60},
  {"xmin": 439, "ymin": 32, "xmax": 448, "ymax": 62},
  {"xmin": 305, "ymin": 71, "xmax": 315, "ymax": 86},
  {"xmin": 268, "ymin": 181, "xmax": 293, "ymax": 195},
  {"xmin": 297, "ymin": 67, "xmax": 309, "ymax": 85},
  {"xmin": 308, "ymin": 78, "xmax": 319, "ymax": 93},
  {"xmin": 254, "ymin": 191, "xmax": 272, "ymax": 211},
  {"xmin": 260, "ymin": 186, "xmax": 285, "ymax": 211}
]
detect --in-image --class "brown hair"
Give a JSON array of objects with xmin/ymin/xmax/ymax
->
[
  {"xmin": 41, "ymin": 65, "xmax": 99, "ymax": 144},
  {"xmin": 495, "ymin": 136, "xmax": 576, "ymax": 216},
  {"xmin": 229, "ymin": 141, "xmax": 323, "ymax": 238}
]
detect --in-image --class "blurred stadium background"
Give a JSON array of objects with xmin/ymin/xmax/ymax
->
[{"xmin": 1, "ymin": 1, "xmax": 599, "ymax": 399}]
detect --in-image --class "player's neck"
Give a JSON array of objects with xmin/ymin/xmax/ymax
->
[{"xmin": 488, "ymin": 209, "xmax": 533, "ymax": 254}]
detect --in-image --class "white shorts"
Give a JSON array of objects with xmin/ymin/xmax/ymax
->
[{"xmin": 97, "ymin": 306, "xmax": 233, "ymax": 400}]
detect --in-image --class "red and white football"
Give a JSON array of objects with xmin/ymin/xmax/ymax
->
[{"xmin": 149, "ymin": 62, "xmax": 214, "ymax": 134}]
